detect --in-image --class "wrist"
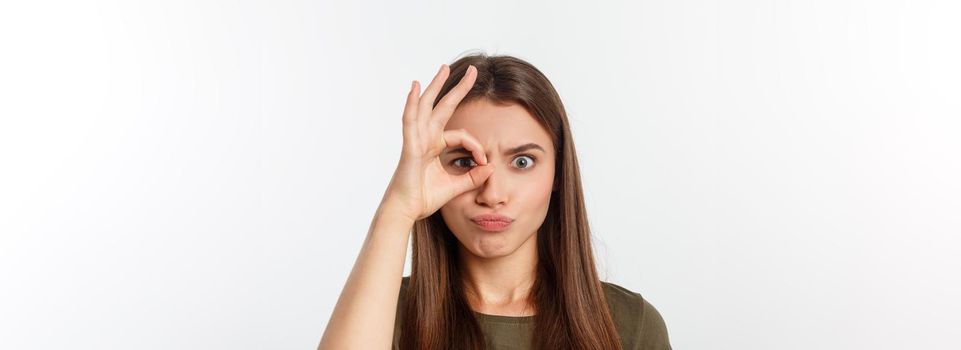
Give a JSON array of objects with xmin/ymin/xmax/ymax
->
[{"xmin": 375, "ymin": 197, "xmax": 418, "ymax": 227}]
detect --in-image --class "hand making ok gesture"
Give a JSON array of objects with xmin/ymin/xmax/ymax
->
[{"xmin": 382, "ymin": 64, "xmax": 494, "ymax": 223}]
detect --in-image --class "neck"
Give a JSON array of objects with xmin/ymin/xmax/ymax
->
[{"xmin": 457, "ymin": 232, "xmax": 538, "ymax": 315}]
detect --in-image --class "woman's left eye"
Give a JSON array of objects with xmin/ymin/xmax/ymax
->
[{"xmin": 512, "ymin": 155, "xmax": 536, "ymax": 169}]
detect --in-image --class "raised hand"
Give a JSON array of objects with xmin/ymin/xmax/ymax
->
[{"xmin": 382, "ymin": 63, "xmax": 493, "ymax": 223}]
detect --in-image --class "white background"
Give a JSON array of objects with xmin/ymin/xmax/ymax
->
[{"xmin": 1, "ymin": 1, "xmax": 959, "ymax": 349}]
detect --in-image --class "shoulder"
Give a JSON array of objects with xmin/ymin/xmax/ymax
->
[{"xmin": 601, "ymin": 281, "xmax": 673, "ymax": 350}]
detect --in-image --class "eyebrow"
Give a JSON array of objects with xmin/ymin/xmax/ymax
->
[{"xmin": 443, "ymin": 143, "xmax": 546, "ymax": 157}]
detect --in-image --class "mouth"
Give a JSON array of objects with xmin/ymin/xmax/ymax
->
[
  {"xmin": 470, "ymin": 214, "xmax": 514, "ymax": 233},
  {"xmin": 472, "ymin": 219, "xmax": 512, "ymax": 232}
]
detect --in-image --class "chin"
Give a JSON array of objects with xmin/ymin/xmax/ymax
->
[
  {"xmin": 463, "ymin": 244, "xmax": 514, "ymax": 259},
  {"xmin": 461, "ymin": 229, "xmax": 532, "ymax": 259}
]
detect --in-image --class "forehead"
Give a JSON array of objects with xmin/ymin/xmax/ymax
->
[{"xmin": 445, "ymin": 99, "xmax": 553, "ymax": 152}]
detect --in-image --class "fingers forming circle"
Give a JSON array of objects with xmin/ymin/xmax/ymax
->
[{"xmin": 442, "ymin": 128, "xmax": 488, "ymax": 166}]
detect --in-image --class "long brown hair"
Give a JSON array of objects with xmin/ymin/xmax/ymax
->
[{"xmin": 398, "ymin": 51, "xmax": 622, "ymax": 350}]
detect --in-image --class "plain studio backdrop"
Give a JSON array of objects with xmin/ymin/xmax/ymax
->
[{"xmin": 1, "ymin": 0, "xmax": 959, "ymax": 349}]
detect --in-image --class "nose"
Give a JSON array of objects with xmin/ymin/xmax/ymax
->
[{"xmin": 475, "ymin": 163, "xmax": 507, "ymax": 208}]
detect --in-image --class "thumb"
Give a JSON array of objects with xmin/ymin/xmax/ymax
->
[{"xmin": 453, "ymin": 163, "xmax": 493, "ymax": 194}]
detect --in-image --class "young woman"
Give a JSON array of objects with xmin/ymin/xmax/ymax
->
[{"xmin": 319, "ymin": 53, "xmax": 672, "ymax": 350}]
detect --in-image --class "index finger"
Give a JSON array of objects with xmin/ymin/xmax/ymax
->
[{"xmin": 429, "ymin": 65, "xmax": 477, "ymax": 128}]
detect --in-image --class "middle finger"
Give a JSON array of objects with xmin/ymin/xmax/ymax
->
[{"xmin": 430, "ymin": 65, "xmax": 477, "ymax": 129}]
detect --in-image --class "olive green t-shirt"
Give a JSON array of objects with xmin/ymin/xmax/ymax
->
[{"xmin": 391, "ymin": 276, "xmax": 672, "ymax": 350}]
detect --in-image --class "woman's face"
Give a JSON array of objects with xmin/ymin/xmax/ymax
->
[{"xmin": 439, "ymin": 98, "xmax": 556, "ymax": 259}]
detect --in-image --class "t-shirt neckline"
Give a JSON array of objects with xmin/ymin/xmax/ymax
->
[{"xmin": 473, "ymin": 310, "xmax": 536, "ymax": 324}]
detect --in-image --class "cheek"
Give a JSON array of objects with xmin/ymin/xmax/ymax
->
[
  {"xmin": 540, "ymin": 171, "xmax": 555, "ymax": 198},
  {"xmin": 520, "ymin": 172, "xmax": 555, "ymax": 210},
  {"xmin": 536, "ymin": 167, "xmax": 556, "ymax": 197},
  {"xmin": 439, "ymin": 194, "xmax": 471, "ymax": 227},
  {"xmin": 439, "ymin": 201, "xmax": 456, "ymax": 222},
  {"xmin": 442, "ymin": 192, "xmax": 472, "ymax": 213}
]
